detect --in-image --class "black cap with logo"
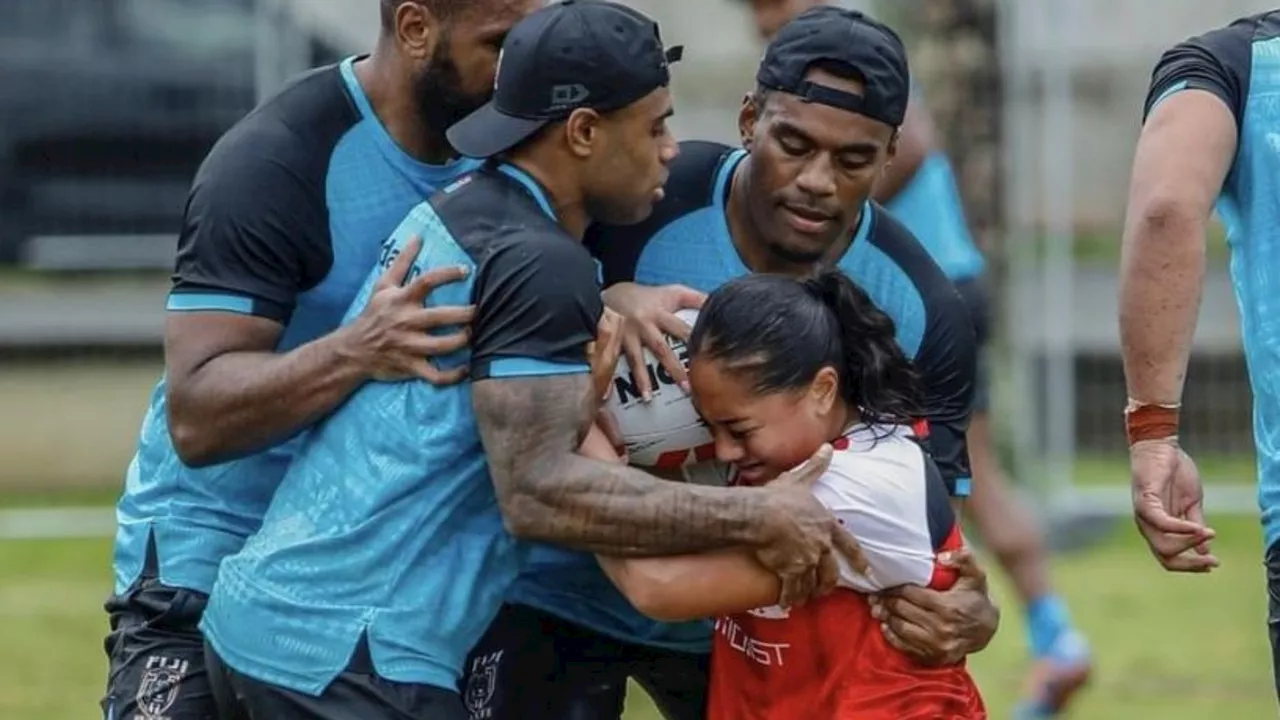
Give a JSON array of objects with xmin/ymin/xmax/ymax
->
[
  {"xmin": 756, "ymin": 6, "xmax": 909, "ymax": 127},
  {"xmin": 447, "ymin": 0, "xmax": 683, "ymax": 159}
]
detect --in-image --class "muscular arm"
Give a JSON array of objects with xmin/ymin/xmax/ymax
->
[
  {"xmin": 474, "ymin": 373, "xmax": 771, "ymax": 555},
  {"xmin": 873, "ymin": 98, "xmax": 934, "ymax": 203},
  {"xmin": 1119, "ymin": 91, "xmax": 1236, "ymax": 405},
  {"xmin": 165, "ymin": 312, "xmax": 367, "ymax": 466}
]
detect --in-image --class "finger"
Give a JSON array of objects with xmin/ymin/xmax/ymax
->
[
  {"xmin": 832, "ymin": 527, "xmax": 870, "ymax": 577},
  {"xmin": 408, "ymin": 305, "xmax": 477, "ymax": 330},
  {"xmin": 375, "ymin": 236, "xmax": 423, "ymax": 290},
  {"xmin": 415, "ymin": 361, "xmax": 469, "ymax": 386},
  {"xmin": 404, "ymin": 263, "xmax": 471, "ymax": 302},
  {"xmin": 1161, "ymin": 549, "xmax": 1220, "ymax": 573},
  {"xmin": 655, "ymin": 308, "xmax": 695, "ymax": 341},
  {"xmin": 1134, "ymin": 490, "xmax": 1211, "ymax": 537},
  {"xmin": 1183, "ymin": 503, "xmax": 1215, "ymax": 556},
  {"xmin": 642, "ymin": 323, "xmax": 689, "ymax": 392},
  {"xmin": 596, "ymin": 409, "xmax": 626, "ymax": 453},
  {"xmin": 938, "ymin": 548, "xmax": 986, "ymax": 585},
  {"xmin": 670, "ymin": 285, "xmax": 707, "ymax": 310},
  {"xmin": 1136, "ymin": 517, "xmax": 1212, "ymax": 561},
  {"xmin": 880, "ymin": 617, "xmax": 939, "ymax": 664},
  {"xmin": 773, "ymin": 444, "xmax": 834, "ymax": 487},
  {"xmin": 399, "ymin": 330, "xmax": 471, "ymax": 359},
  {"xmin": 815, "ymin": 551, "xmax": 840, "ymax": 595},
  {"xmin": 621, "ymin": 333, "xmax": 653, "ymax": 401},
  {"xmin": 878, "ymin": 621, "xmax": 918, "ymax": 656},
  {"xmin": 881, "ymin": 591, "xmax": 944, "ymax": 630}
]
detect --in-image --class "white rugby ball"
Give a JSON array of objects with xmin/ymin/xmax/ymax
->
[{"xmin": 604, "ymin": 308, "xmax": 714, "ymax": 469}]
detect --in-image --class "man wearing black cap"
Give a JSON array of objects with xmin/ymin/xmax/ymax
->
[
  {"xmin": 463, "ymin": 7, "xmax": 999, "ymax": 719},
  {"xmin": 731, "ymin": 6, "xmax": 1093, "ymax": 716},
  {"xmin": 199, "ymin": 3, "xmax": 857, "ymax": 720}
]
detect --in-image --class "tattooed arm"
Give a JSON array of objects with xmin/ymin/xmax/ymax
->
[{"xmin": 474, "ymin": 373, "xmax": 834, "ymax": 556}]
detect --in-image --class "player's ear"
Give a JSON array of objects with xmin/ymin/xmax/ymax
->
[
  {"xmin": 739, "ymin": 93, "xmax": 760, "ymax": 149},
  {"xmin": 564, "ymin": 108, "xmax": 602, "ymax": 159},
  {"xmin": 809, "ymin": 366, "xmax": 840, "ymax": 417},
  {"xmin": 394, "ymin": 1, "xmax": 443, "ymax": 60}
]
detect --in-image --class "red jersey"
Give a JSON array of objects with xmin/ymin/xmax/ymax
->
[{"xmin": 709, "ymin": 425, "xmax": 986, "ymax": 719}]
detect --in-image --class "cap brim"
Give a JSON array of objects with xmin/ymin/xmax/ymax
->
[{"xmin": 446, "ymin": 102, "xmax": 550, "ymax": 159}]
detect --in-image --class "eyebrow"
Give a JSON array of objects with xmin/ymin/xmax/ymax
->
[
  {"xmin": 655, "ymin": 106, "xmax": 675, "ymax": 122},
  {"xmin": 774, "ymin": 119, "xmax": 880, "ymax": 155}
]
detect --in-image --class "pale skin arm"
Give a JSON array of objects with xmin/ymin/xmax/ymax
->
[
  {"xmin": 1119, "ymin": 89, "xmax": 1236, "ymax": 570},
  {"xmin": 1119, "ymin": 90, "xmax": 1236, "ymax": 406}
]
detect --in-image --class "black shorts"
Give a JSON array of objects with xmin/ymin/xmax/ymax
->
[
  {"xmin": 206, "ymin": 638, "xmax": 467, "ymax": 720},
  {"xmin": 101, "ymin": 569, "xmax": 215, "ymax": 720},
  {"xmin": 462, "ymin": 603, "xmax": 708, "ymax": 720},
  {"xmin": 1266, "ymin": 540, "xmax": 1280, "ymax": 699},
  {"xmin": 954, "ymin": 276, "xmax": 992, "ymax": 414}
]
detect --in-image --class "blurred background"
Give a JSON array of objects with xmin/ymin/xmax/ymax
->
[{"xmin": 0, "ymin": 0, "xmax": 1273, "ymax": 717}]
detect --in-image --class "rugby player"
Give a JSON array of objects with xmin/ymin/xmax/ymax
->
[
  {"xmin": 598, "ymin": 270, "xmax": 987, "ymax": 719},
  {"xmin": 735, "ymin": 2, "xmax": 1092, "ymax": 715},
  {"xmin": 1119, "ymin": 8, "xmax": 1280, "ymax": 697},
  {"xmin": 463, "ymin": 8, "xmax": 998, "ymax": 719},
  {"xmin": 100, "ymin": 2, "xmax": 540, "ymax": 718},
  {"xmin": 200, "ymin": 3, "xmax": 858, "ymax": 719}
]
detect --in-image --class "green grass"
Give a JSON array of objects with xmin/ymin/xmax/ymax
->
[{"xmin": 1, "ymin": 516, "xmax": 1274, "ymax": 718}]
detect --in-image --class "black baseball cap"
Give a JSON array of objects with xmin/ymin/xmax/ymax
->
[
  {"xmin": 447, "ymin": 0, "xmax": 683, "ymax": 159},
  {"xmin": 756, "ymin": 6, "xmax": 909, "ymax": 126}
]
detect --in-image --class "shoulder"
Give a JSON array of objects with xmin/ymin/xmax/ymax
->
[
  {"xmin": 1146, "ymin": 12, "xmax": 1275, "ymax": 123},
  {"xmin": 193, "ymin": 64, "xmax": 360, "ymax": 209},
  {"xmin": 864, "ymin": 205, "xmax": 966, "ymax": 314},
  {"xmin": 585, "ymin": 140, "xmax": 739, "ymax": 277}
]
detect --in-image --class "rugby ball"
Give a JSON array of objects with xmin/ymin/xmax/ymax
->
[{"xmin": 604, "ymin": 309, "xmax": 715, "ymax": 470}]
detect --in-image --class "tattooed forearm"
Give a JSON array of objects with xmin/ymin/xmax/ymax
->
[{"xmin": 473, "ymin": 373, "xmax": 769, "ymax": 556}]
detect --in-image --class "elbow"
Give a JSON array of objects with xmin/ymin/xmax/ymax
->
[
  {"xmin": 497, "ymin": 491, "xmax": 545, "ymax": 540},
  {"xmin": 495, "ymin": 470, "xmax": 553, "ymax": 541},
  {"xmin": 166, "ymin": 391, "xmax": 221, "ymax": 468},
  {"xmin": 1126, "ymin": 195, "xmax": 1207, "ymax": 251},
  {"xmin": 615, "ymin": 570, "xmax": 694, "ymax": 622}
]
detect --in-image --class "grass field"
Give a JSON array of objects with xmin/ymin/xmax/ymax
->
[{"xmin": 1, "ymin": 514, "xmax": 1274, "ymax": 719}]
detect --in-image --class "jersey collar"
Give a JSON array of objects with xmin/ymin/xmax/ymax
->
[{"xmin": 495, "ymin": 163, "xmax": 558, "ymax": 220}]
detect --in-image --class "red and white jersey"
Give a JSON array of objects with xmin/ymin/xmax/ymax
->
[{"xmin": 710, "ymin": 424, "xmax": 986, "ymax": 720}]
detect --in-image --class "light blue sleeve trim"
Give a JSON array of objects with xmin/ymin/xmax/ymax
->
[
  {"xmin": 1148, "ymin": 80, "xmax": 1190, "ymax": 114},
  {"xmin": 488, "ymin": 357, "xmax": 591, "ymax": 378},
  {"xmin": 952, "ymin": 476, "xmax": 972, "ymax": 498},
  {"xmin": 166, "ymin": 293, "xmax": 255, "ymax": 314}
]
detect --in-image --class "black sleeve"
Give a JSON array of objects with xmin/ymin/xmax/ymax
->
[
  {"xmin": 1143, "ymin": 18, "xmax": 1254, "ymax": 126},
  {"xmin": 168, "ymin": 142, "xmax": 331, "ymax": 323},
  {"xmin": 470, "ymin": 232, "xmax": 605, "ymax": 380},
  {"xmin": 914, "ymin": 285, "xmax": 977, "ymax": 497}
]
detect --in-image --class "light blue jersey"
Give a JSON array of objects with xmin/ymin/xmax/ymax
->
[
  {"xmin": 885, "ymin": 151, "xmax": 987, "ymax": 282},
  {"xmin": 112, "ymin": 57, "xmax": 480, "ymax": 597},
  {"xmin": 201, "ymin": 163, "xmax": 606, "ymax": 695},
  {"xmin": 1145, "ymin": 11, "xmax": 1280, "ymax": 548}
]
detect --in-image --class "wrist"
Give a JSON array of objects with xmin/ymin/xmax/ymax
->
[
  {"xmin": 329, "ymin": 323, "xmax": 375, "ymax": 380},
  {"xmin": 1124, "ymin": 398, "xmax": 1180, "ymax": 446}
]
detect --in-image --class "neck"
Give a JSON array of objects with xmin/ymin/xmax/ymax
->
[
  {"xmin": 504, "ymin": 149, "xmax": 590, "ymax": 240},
  {"xmin": 830, "ymin": 402, "xmax": 860, "ymax": 440},
  {"xmin": 725, "ymin": 156, "xmax": 861, "ymax": 276},
  {"xmin": 356, "ymin": 46, "xmax": 457, "ymax": 165}
]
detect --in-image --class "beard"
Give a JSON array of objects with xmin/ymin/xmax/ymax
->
[{"xmin": 413, "ymin": 37, "xmax": 489, "ymax": 142}]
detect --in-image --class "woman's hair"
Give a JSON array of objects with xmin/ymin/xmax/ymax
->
[{"xmin": 689, "ymin": 269, "xmax": 922, "ymax": 426}]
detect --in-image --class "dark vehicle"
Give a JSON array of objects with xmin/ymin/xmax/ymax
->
[{"xmin": 0, "ymin": 0, "xmax": 343, "ymax": 269}]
